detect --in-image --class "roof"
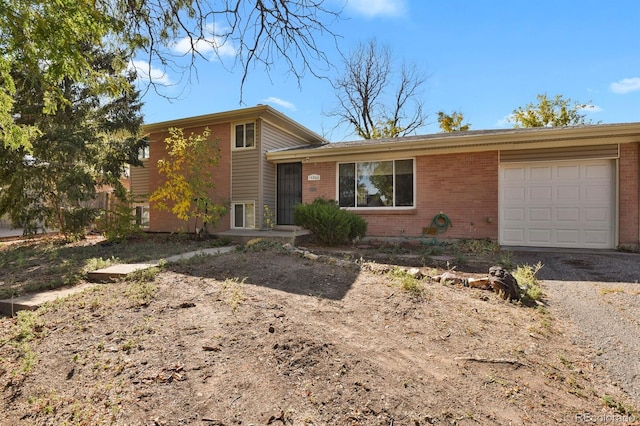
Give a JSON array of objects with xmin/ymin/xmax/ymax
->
[
  {"xmin": 143, "ymin": 105, "xmax": 328, "ymax": 145},
  {"xmin": 266, "ymin": 122, "xmax": 640, "ymax": 163}
]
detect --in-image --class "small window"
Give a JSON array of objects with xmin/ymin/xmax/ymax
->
[
  {"xmin": 234, "ymin": 123, "xmax": 255, "ymax": 149},
  {"xmin": 138, "ymin": 145, "xmax": 150, "ymax": 159},
  {"xmin": 232, "ymin": 202, "xmax": 255, "ymax": 228},
  {"xmin": 135, "ymin": 205, "xmax": 150, "ymax": 227}
]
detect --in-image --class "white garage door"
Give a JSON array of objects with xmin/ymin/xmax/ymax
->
[{"xmin": 499, "ymin": 160, "xmax": 615, "ymax": 249}]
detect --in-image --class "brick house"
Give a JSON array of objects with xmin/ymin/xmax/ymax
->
[
  {"xmin": 130, "ymin": 105, "xmax": 326, "ymax": 233},
  {"xmin": 133, "ymin": 105, "xmax": 640, "ymax": 250}
]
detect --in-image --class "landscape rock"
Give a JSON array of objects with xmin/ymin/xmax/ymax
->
[
  {"xmin": 304, "ymin": 251, "xmax": 319, "ymax": 261},
  {"xmin": 406, "ymin": 268, "xmax": 423, "ymax": 279},
  {"xmin": 488, "ymin": 266, "xmax": 521, "ymax": 301}
]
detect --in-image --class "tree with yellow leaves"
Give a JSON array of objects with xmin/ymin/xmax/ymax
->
[{"xmin": 150, "ymin": 127, "xmax": 228, "ymax": 236}]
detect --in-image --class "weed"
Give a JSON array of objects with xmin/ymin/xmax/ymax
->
[
  {"xmin": 419, "ymin": 238, "xmax": 446, "ymax": 256},
  {"xmin": 89, "ymin": 297, "xmax": 102, "ymax": 311},
  {"xmin": 601, "ymin": 394, "xmax": 638, "ymax": 416},
  {"xmin": 14, "ymin": 310, "xmax": 45, "ymax": 342},
  {"xmin": 455, "ymin": 238, "xmax": 500, "ymax": 255},
  {"xmin": 125, "ymin": 266, "xmax": 160, "ymax": 283},
  {"xmin": 20, "ymin": 347, "xmax": 38, "ymax": 373},
  {"xmin": 559, "ymin": 354, "xmax": 572, "ymax": 368},
  {"xmin": 513, "ymin": 262, "xmax": 544, "ymax": 302},
  {"xmin": 84, "ymin": 256, "xmax": 119, "ymax": 273},
  {"xmin": 241, "ymin": 239, "xmax": 284, "ymax": 252},
  {"xmin": 121, "ymin": 339, "xmax": 136, "ymax": 353},
  {"xmin": 125, "ymin": 280, "xmax": 157, "ymax": 306},
  {"xmin": 220, "ymin": 277, "xmax": 247, "ymax": 311},
  {"xmin": 263, "ymin": 204, "xmax": 275, "ymax": 231},
  {"xmin": 599, "ymin": 287, "xmax": 625, "ymax": 295},
  {"xmin": 391, "ymin": 267, "xmax": 425, "ymax": 298}
]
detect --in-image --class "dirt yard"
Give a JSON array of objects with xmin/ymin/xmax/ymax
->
[{"xmin": 0, "ymin": 237, "xmax": 638, "ymax": 425}]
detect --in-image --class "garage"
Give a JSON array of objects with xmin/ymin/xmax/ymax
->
[{"xmin": 499, "ymin": 147, "xmax": 617, "ymax": 249}]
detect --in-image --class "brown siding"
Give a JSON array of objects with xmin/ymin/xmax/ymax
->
[
  {"xmin": 500, "ymin": 144, "xmax": 619, "ymax": 163},
  {"xmin": 619, "ymin": 142, "xmax": 639, "ymax": 247},
  {"xmin": 231, "ymin": 149, "xmax": 260, "ymax": 200},
  {"xmin": 129, "ymin": 159, "xmax": 150, "ymax": 200}
]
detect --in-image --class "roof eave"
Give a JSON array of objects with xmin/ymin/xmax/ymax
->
[
  {"xmin": 266, "ymin": 123, "xmax": 640, "ymax": 163},
  {"xmin": 143, "ymin": 105, "xmax": 328, "ymax": 145}
]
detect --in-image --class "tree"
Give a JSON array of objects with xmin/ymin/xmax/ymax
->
[
  {"xmin": 0, "ymin": 0, "xmax": 340, "ymax": 151},
  {"xmin": 149, "ymin": 127, "xmax": 228, "ymax": 236},
  {"xmin": 509, "ymin": 94, "xmax": 591, "ymax": 128},
  {"xmin": 329, "ymin": 39, "xmax": 428, "ymax": 139},
  {"xmin": 437, "ymin": 111, "xmax": 470, "ymax": 132},
  {"xmin": 0, "ymin": 47, "xmax": 146, "ymax": 239}
]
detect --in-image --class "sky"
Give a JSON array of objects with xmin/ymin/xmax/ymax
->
[{"xmin": 136, "ymin": 0, "xmax": 640, "ymax": 141}]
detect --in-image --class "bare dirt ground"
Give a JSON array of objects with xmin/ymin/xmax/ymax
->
[{"xmin": 0, "ymin": 239, "xmax": 639, "ymax": 425}]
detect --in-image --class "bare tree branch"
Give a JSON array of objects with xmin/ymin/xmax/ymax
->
[{"xmin": 103, "ymin": 0, "xmax": 341, "ymax": 103}]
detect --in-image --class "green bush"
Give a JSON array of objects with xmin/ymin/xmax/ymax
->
[
  {"xmin": 98, "ymin": 201, "xmax": 143, "ymax": 242},
  {"xmin": 294, "ymin": 198, "xmax": 367, "ymax": 246},
  {"xmin": 61, "ymin": 207, "xmax": 99, "ymax": 241}
]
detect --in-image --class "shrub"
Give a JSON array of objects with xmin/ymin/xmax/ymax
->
[
  {"xmin": 513, "ymin": 262, "xmax": 544, "ymax": 302},
  {"xmin": 98, "ymin": 200, "xmax": 143, "ymax": 241},
  {"xmin": 294, "ymin": 198, "xmax": 367, "ymax": 246},
  {"xmin": 61, "ymin": 207, "xmax": 99, "ymax": 241}
]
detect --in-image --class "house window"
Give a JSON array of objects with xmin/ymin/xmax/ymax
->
[
  {"xmin": 234, "ymin": 122, "xmax": 255, "ymax": 149},
  {"xmin": 338, "ymin": 159, "xmax": 414, "ymax": 208},
  {"xmin": 138, "ymin": 145, "xmax": 150, "ymax": 159},
  {"xmin": 232, "ymin": 202, "xmax": 255, "ymax": 228},
  {"xmin": 135, "ymin": 205, "xmax": 150, "ymax": 227}
]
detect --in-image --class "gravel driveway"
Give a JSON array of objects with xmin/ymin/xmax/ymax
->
[{"xmin": 513, "ymin": 249, "xmax": 640, "ymax": 406}]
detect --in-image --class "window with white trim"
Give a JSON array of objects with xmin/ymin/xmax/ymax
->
[
  {"xmin": 338, "ymin": 159, "xmax": 414, "ymax": 208},
  {"xmin": 134, "ymin": 205, "xmax": 150, "ymax": 227},
  {"xmin": 138, "ymin": 145, "xmax": 150, "ymax": 159},
  {"xmin": 234, "ymin": 122, "xmax": 255, "ymax": 149},
  {"xmin": 232, "ymin": 202, "xmax": 255, "ymax": 228}
]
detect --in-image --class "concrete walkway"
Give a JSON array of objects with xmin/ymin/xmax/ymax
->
[{"xmin": 0, "ymin": 246, "xmax": 235, "ymax": 316}]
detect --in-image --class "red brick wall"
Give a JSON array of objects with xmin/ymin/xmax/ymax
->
[
  {"xmin": 619, "ymin": 143, "xmax": 639, "ymax": 247},
  {"xmin": 302, "ymin": 162, "xmax": 336, "ymax": 203},
  {"xmin": 148, "ymin": 123, "xmax": 232, "ymax": 233},
  {"xmin": 302, "ymin": 151, "xmax": 499, "ymax": 240}
]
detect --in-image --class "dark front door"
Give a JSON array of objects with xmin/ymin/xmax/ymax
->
[{"xmin": 277, "ymin": 162, "xmax": 302, "ymax": 225}]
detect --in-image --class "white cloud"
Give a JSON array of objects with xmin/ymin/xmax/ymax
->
[
  {"xmin": 263, "ymin": 97, "xmax": 297, "ymax": 111},
  {"xmin": 172, "ymin": 23, "xmax": 236, "ymax": 58},
  {"xmin": 347, "ymin": 0, "xmax": 406, "ymax": 18},
  {"xmin": 496, "ymin": 114, "xmax": 515, "ymax": 127},
  {"xmin": 128, "ymin": 60, "xmax": 173, "ymax": 85},
  {"xmin": 610, "ymin": 77, "xmax": 640, "ymax": 94},
  {"xmin": 579, "ymin": 104, "xmax": 603, "ymax": 113}
]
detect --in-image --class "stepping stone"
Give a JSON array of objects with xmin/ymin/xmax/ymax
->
[
  {"xmin": 1, "ymin": 246, "xmax": 237, "ymax": 316},
  {"xmin": 87, "ymin": 246, "xmax": 235, "ymax": 282},
  {"xmin": 86, "ymin": 263, "xmax": 158, "ymax": 283},
  {"xmin": 0, "ymin": 283, "xmax": 96, "ymax": 316}
]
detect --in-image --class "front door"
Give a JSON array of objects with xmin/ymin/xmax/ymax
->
[{"xmin": 277, "ymin": 162, "xmax": 302, "ymax": 225}]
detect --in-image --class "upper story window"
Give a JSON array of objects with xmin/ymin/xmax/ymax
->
[
  {"xmin": 138, "ymin": 145, "xmax": 150, "ymax": 159},
  {"xmin": 338, "ymin": 159, "xmax": 414, "ymax": 208},
  {"xmin": 234, "ymin": 122, "xmax": 255, "ymax": 149}
]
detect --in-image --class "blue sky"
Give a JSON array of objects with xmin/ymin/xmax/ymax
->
[{"xmin": 136, "ymin": 0, "xmax": 640, "ymax": 141}]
